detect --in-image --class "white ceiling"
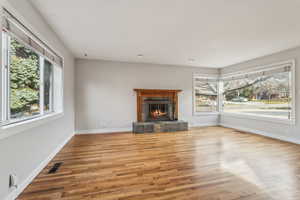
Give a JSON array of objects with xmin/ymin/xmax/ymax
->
[{"xmin": 30, "ymin": 0, "xmax": 300, "ymax": 68}]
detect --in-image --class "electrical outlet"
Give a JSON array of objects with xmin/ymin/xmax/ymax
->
[{"xmin": 9, "ymin": 174, "xmax": 18, "ymax": 188}]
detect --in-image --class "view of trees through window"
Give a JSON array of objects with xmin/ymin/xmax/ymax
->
[
  {"xmin": 223, "ymin": 70, "xmax": 292, "ymax": 119},
  {"xmin": 8, "ymin": 37, "xmax": 54, "ymax": 120},
  {"xmin": 194, "ymin": 78, "xmax": 218, "ymax": 112},
  {"xmin": 10, "ymin": 38, "xmax": 40, "ymax": 119}
]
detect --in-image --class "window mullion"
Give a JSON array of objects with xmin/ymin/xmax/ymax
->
[
  {"xmin": 290, "ymin": 63, "xmax": 296, "ymax": 121},
  {"xmin": 0, "ymin": 33, "xmax": 9, "ymax": 123},
  {"xmin": 50, "ymin": 66, "xmax": 54, "ymax": 112},
  {"xmin": 39, "ymin": 57, "xmax": 44, "ymax": 116},
  {"xmin": 218, "ymin": 80, "xmax": 223, "ymax": 113},
  {"xmin": 5, "ymin": 34, "xmax": 11, "ymax": 121}
]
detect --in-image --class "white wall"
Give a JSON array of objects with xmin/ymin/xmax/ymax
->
[
  {"xmin": 220, "ymin": 47, "xmax": 300, "ymax": 143},
  {"xmin": 75, "ymin": 59, "xmax": 219, "ymax": 133},
  {"xmin": 0, "ymin": 1, "xmax": 75, "ymax": 199}
]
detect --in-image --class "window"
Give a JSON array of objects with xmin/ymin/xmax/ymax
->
[
  {"xmin": 193, "ymin": 75, "xmax": 218, "ymax": 113},
  {"xmin": 1, "ymin": 9, "xmax": 63, "ymax": 126},
  {"xmin": 222, "ymin": 62, "xmax": 294, "ymax": 120},
  {"xmin": 192, "ymin": 61, "xmax": 295, "ymax": 123}
]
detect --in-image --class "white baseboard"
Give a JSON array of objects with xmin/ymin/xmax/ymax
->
[
  {"xmin": 5, "ymin": 133, "xmax": 74, "ymax": 200},
  {"xmin": 189, "ymin": 123, "xmax": 218, "ymax": 128},
  {"xmin": 76, "ymin": 127, "xmax": 132, "ymax": 134},
  {"xmin": 220, "ymin": 123, "xmax": 300, "ymax": 145},
  {"xmin": 76, "ymin": 123, "xmax": 218, "ymax": 135}
]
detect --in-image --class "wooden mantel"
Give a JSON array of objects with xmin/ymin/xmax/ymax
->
[
  {"xmin": 134, "ymin": 89, "xmax": 182, "ymax": 93},
  {"xmin": 134, "ymin": 89, "xmax": 182, "ymax": 122}
]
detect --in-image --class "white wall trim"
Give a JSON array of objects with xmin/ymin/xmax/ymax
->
[
  {"xmin": 76, "ymin": 127, "xmax": 132, "ymax": 134},
  {"xmin": 5, "ymin": 133, "xmax": 73, "ymax": 200},
  {"xmin": 220, "ymin": 123, "xmax": 300, "ymax": 145},
  {"xmin": 189, "ymin": 122, "xmax": 218, "ymax": 128},
  {"xmin": 193, "ymin": 112, "xmax": 219, "ymax": 116},
  {"xmin": 76, "ymin": 122, "xmax": 219, "ymax": 135}
]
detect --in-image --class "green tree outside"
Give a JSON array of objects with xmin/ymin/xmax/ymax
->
[{"xmin": 9, "ymin": 38, "xmax": 40, "ymax": 117}]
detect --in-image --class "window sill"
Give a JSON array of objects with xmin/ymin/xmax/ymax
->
[
  {"xmin": 0, "ymin": 112, "xmax": 64, "ymax": 140},
  {"xmin": 194, "ymin": 112, "xmax": 220, "ymax": 116},
  {"xmin": 220, "ymin": 112, "xmax": 295, "ymax": 125}
]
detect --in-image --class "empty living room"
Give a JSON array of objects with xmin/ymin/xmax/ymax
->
[{"xmin": 1, "ymin": 0, "xmax": 300, "ymax": 199}]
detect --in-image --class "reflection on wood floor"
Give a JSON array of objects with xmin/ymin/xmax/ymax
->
[{"xmin": 18, "ymin": 126, "xmax": 300, "ymax": 200}]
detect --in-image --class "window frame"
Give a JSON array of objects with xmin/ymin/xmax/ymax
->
[
  {"xmin": 1, "ymin": 32, "xmax": 59, "ymax": 126},
  {"xmin": 0, "ymin": 9, "xmax": 64, "ymax": 139},
  {"xmin": 220, "ymin": 60, "xmax": 296, "ymax": 125},
  {"xmin": 193, "ymin": 73, "xmax": 220, "ymax": 115}
]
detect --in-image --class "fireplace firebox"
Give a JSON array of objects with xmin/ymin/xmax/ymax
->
[{"xmin": 144, "ymin": 97, "xmax": 173, "ymax": 122}]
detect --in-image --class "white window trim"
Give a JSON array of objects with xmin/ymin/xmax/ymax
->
[
  {"xmin": 1, "ymin": 33, "xmax": 60, "ymax": 123},
  {"xmin": 193, "ymin": 73, "xmax": 220, "ymax": 116},
  {"xmin": 0, "ymin": 7, "xmax": 65, "ymax": 140},
  {"xmin": 194, "ymin": 112, "xmax": 220, "ymax": 116},
  {"xmin": 220, "ymin": 59, "xmax": 296, "ymax": 125}
]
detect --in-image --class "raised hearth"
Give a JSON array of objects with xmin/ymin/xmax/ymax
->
[{"xmin": 133, "ymin": 121, "xmax": 188, "ymax": 133}]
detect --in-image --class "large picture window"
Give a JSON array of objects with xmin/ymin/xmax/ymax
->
[
  {"xmin": 193, "ymin": 76, "xmax": 218, "ymax": 113},
  {"xmin": 1, "ymin": 9, "xmax": 63, "ymax": 126},
  {"xmin": 222, "ymin": 63, "xmax": 294, "ymax": 120},
  {"xmin": 193, "ymin": 61, "xmax": 295, "ymax": 123}
]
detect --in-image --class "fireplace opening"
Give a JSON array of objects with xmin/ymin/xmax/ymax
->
[
  {"xmin": 143, "ymin": 97, "xmax": 174, "ymax": 122},
  {"xmin": 149, "ymin": 104, "xmax": 168, "ymax": 120}
]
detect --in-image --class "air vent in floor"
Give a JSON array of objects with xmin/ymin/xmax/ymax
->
[{"xmin": 48, "ymin": 162, "xmax": 63, "ymax": 174}]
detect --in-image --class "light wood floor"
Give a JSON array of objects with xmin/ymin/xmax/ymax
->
[{"xmin": 18, "ymin": 127, "xmax": 300, "ymax": 200}]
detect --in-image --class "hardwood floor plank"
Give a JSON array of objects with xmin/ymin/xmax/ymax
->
[{"xmin": 17, "ymin": 127, "xmax": 300, "ymax": 200}]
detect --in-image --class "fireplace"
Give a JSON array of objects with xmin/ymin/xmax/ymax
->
[
  {"xmin": 134, "ymin": 89, "xmax": 181, "ymax": 122},
  {"xmin": 133, "ymin": 89, "xmax": 188, "ymax": 133}
]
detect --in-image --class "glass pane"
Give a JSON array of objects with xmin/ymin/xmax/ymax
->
[
  {"xmin": 223, "ymin": 71, "xmax": 292, "ymax": 119},
  {"xmin": 194, "ymin": 79, "xmax": 218, "ymax": 112},
  {"xmin": 9, "ymin": 38, "xmax": 40, "ymax": 120},
  {"xmin": 44, "ymin": 59, "xmax": 53, "ymax": 112}
]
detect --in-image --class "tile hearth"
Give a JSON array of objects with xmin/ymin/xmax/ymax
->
[{"xmin": 133, "ymin": 121, "xmax": 188, "ymax": 133}]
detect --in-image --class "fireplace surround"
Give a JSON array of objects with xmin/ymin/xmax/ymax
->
[
  {"xmin": 134, "ymin": 89, "xmax": 181, "ymax": 122},
  {"xmin": 133, "ymin": 89, "xmax": 188, "ymax": 133}
]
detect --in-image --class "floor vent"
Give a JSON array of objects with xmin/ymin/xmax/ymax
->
[{"xmin": 48, "ymin": 162, "xmax": 63, "ymax": 174}]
